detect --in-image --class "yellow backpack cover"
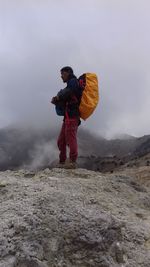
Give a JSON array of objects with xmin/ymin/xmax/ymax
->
[{"xmin": 78, "ymin": 73, "xmax": 99, "ymax": 120}]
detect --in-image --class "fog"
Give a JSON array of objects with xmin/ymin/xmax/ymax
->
[{"xmin": 0, "ymin": 0, "xmax": 150, "ymax": 138}]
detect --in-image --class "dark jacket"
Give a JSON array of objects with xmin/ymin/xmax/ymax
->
[{"xmin": 57, "ymin": 75, "xmax": 82, "ymax": 119}]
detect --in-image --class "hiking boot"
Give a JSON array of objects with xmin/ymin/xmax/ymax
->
[
  {"xmin": 63, "ymin": 161, "xmax": 77, "ymax": 169},
  {"xmin": 55, "ymin": 162, "xmax": 65, "ymax": 168}
]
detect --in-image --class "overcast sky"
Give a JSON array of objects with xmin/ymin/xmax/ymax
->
[{"xmin": 0, "ymin": 0, "xmax": 150, "ymax": 138}]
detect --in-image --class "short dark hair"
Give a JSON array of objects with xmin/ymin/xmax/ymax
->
[{"xmin": 61, "ymin": 66, "xmax": 74, "ymax": 74}]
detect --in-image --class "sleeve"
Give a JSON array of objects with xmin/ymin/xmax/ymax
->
[{"xmin": 57, "ymin": 78, "xmax": 78, "ymax": 101}]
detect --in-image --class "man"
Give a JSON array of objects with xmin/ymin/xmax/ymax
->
[{"xmin": 51, "ymin": 66, "xmax": 81, "ymax": 169}]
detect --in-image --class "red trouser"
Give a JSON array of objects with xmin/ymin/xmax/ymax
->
[{"xmin": 57, "ymin": 118, "xmax": 78, "ymax": 163}]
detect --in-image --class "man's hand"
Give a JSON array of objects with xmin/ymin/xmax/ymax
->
[{"xmin": 51, "ymin": 96, "xmax": 59, "ymax": 104}]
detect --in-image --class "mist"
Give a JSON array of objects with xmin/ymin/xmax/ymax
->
[{"xmin": 0, "ymin": 0, "xmax": 150, "ymax": 138}]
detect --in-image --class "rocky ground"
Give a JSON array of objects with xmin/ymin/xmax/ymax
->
[{"xmin": 0, "ymin": 167, "xmax": 150, "ymax": 267}]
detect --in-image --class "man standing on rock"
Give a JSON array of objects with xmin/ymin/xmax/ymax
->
[{"xmin": 51, "ymin": 67, "xmax": 81, "ymax": 169}]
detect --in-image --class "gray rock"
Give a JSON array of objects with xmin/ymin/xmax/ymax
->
[{"xmin": 0, "ymin": 168, "xmax": 150, "ymax": 266}]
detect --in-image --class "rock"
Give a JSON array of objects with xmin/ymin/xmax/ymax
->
[
  {"xmin": 0, "ymin": 168, "xmax": 150, "ymax": 266},
  {"xmin": 0, "ymin": 183, "xmax": 7, "ymax": 188},
  {"xmin": 15, "ymin": 258, "xmax": 48, "ymax": 267},
  {"xmin": 0, "ymin": 257, "xmax": 16, "ymax": 267},
  {"xmin": 24, "ymin": 172, "xmax": 35, "ymax": 178}
]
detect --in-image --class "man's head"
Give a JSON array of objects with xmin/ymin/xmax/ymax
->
[{"xmin": 61, "ymin": 66, "xmax": 74, "ymax": 83}]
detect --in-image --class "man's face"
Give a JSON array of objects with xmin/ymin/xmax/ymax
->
[{"xmin": 61, "ymin": 71, "xmax": 69, "ymax": 83}]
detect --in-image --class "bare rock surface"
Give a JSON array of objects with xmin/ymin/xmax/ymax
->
[{"xmin": 0, "ymin": 168, "xmax": 150, "ymax": 266}]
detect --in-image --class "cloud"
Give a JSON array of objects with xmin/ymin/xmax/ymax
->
[{"xmin": 0, "ymin": 0, "xmax": 150, "ymax": 137}]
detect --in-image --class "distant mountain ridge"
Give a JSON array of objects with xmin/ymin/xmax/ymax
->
[{"xmin": 0, "ymin": 126, "xmax": 150, "ymax": 171}]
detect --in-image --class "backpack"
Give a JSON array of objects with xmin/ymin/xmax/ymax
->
[
  {"xmin": 78, "ymin": 73, "xmax": 99, "ymax": 120},
  {"xmin": 55, "ymin": 101, "xmax": 65, "ymax": 116},
  {"xmin": 55, "ymin": 105, "xmax": 65, "ymax": 116}
]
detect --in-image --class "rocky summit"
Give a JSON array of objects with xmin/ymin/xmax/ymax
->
[{"xmin": 0, "ymin": 167, "xmax": 150, "ymax": 267}]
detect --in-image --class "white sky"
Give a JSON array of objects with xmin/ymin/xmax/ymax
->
[{"xmin": 0, "ymin": 0, "xmax": 150, "ymax": 137}]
